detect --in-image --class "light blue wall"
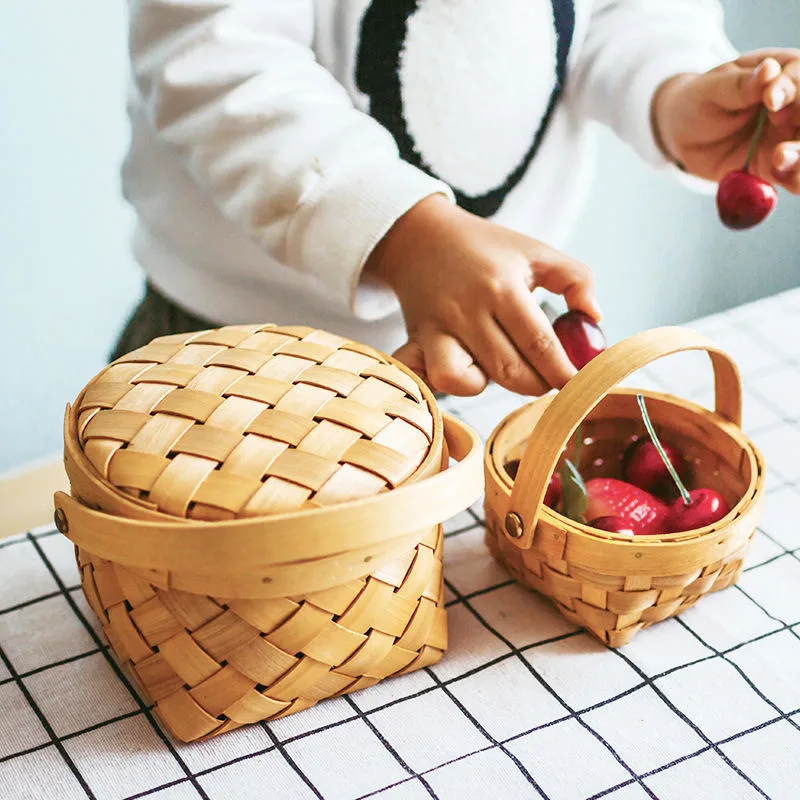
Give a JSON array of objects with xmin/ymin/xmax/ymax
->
[
  {"xmin": 1, "ymin": 1, "xmax": 141, "ymax": 472},
  {"xmin": 1, "ymin": 1, "xmax": 798, "ymax": 472}
]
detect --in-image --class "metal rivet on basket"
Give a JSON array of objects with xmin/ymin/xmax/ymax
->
[
  {"xmin": 53, "ymin": 508, "xmax": 68, "ymax": 535},
  {"xmin": 504, "ymin": 512, "xmax": 524, "ymax": 539}
]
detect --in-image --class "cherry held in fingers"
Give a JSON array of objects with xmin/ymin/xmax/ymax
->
[
  {"xmin": 716, "ymin": 107, "xmax": 778, "ymax": 230},
  {"xmin": 552, "ymin": 310, "xmax": 607, "ymax": 370},
  {"xmin": 716, "ymin": 171, "xmax": 777, "ymax": 230}
]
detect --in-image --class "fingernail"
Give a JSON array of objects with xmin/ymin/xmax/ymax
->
[
  {"xmin": 780, "ymin": 150, "xmax": 800, "ymax": 170},
  {"xmin": 770, "ymin": 87, "xmax": 786, "ymax": 110}
]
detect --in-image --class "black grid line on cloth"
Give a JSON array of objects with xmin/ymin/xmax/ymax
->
[
  {"xmin": 0, "ymin": 528, "xmax": 59, "ymax": 551},
  {"xmin": 734, "ymin": 583, "xmax": 800, "ymax": 646},
  {"xmin": 0, "ymin": 709, "xmax": 148, "ymax": 767},
  {"xmin": 440, "ymin": 576, "xmax": 660, "ymax": 799},
  {"xmin": 26, "ymin": 533, "xmax": 213, "ymax": 800},
  {"xmin": 123, "ymin": 778, "xmax": 205, "ymax": 800},
  {"xmin": 744, "ymin": 485, "xmax": 800, "ymax": 571},
  {"xmin": 0, "ymin": 647, "xmax": 105, "ymax": 690},
  {"xmin": 674, "ymin": 615, "xmax": 800, "ymax": 733},
  {"xmin": 587, "ymin": 708, "xmax": 800, "ymax": 800},
  {"xmin": 443, "ymin": 513, "xmax": 485, "ymax": 540},
  {"xmin": 259, "ymin": 720, "xmax": 325, "ymax": 799},
  {"xmin": 341, "ymin": 694, "xmax": 440, "ymax": 799},
  {"xmin": 199, "ymin": 706, "xmax": 800, "ymax": 800},
  {"xmin": 744, "ymin": 546, "xmax": 800, "ymax": 573},
  {"xmin": 7, "ymin": 616, "xmax": 796, "ymax": 780},
  {"xmin": 608, "ymin": 641, "xmax": 771, "ymax": 798},
  {"xmin": 0, "ymin": 538, "xmax": 793, "ymax": 790},
  {"xmin": 0, "ymin": 633, "xmax": 575, "ymax": 772},
  {"xmin": 4, "ymin": 615, "xmax": 789, "ymax": 799},
  {"xmin": 444, "ymin": 578, "xmax": 517, "ymax": 607},
  {"xmin": 421, "ymin": 666, "xmax": 551, "ymax": 799},
  {"xmin": 0, "ymin": 588, "xmax": 70, "ymax": 616},
  {"xmin": 0, "ymin": 642, "xmax": 96, "ymax": 798}
]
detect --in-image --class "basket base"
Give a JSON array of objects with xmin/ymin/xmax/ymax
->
[
  {"xmin": 484, "ymin": 523, "xmax": 750, "ymax": 648},
  {"xmin": 75, "ymin": 523, "xmax": 448, "ymax": 742}
]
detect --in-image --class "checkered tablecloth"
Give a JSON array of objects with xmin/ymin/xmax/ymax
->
[{"xmin": 2, "ymin": 289, "xmax": 799, "ymax": 800}]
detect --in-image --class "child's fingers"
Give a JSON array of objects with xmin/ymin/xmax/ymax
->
[
  {"xmin": 772, "ymin": 142, "xmax": 800, "ymax": 194},
  {"xmin": 462, "ymin": 315, "xmax": 550, "ymax": 396},
  {"xmin": 419, "ymin": 331, "xmax": 487, "ymax": 397},
  {"xmin": 709, "ymin": 58, "xmax": 781, "ymax": 111},
  {"xmin": 763, "ymin": 58, "xmax": 800, "ymax": 113},
  {"xmin": 736, "ymin": 49, "xmax": 800, "ymax": 69},
  {"xmin": 392, "ymin": 340, "xmax": 429, "ymax": 383},
  {"xmin": 495, "ymin": 291, "xmax": 576, "ymax": 390},
  {"xmin": 528, "ymin": 246, "xmax": 601, "ymax": 321}
]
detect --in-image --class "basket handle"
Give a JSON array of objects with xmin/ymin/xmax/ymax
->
[
  {"xmin": 504, "ymin": 326, "xmax": 742, "ymax": 551},
  {"xmin": 53, "ymin": 413, "xmax": 483, "ymax": 574}
]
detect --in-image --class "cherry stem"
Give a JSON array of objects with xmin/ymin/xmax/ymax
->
[
  {"xmin": 636, "ymin": 394, "xmax": 691, "ymax": 505},
  {"xmin": 573, "ymin": 423, "xmax": 583, "ymax": 472},
  {"xmin": 743, "ymin": 107, "xmax": 769, "ymax": 172}
]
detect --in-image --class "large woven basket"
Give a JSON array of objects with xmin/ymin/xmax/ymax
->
[
  {"xmin": 54, "ymin": 324, "xmax": 482, "ymax": 742},
  {"xmin": 484, "ymin": 327, "xmax": 766, "ymax": 647}
]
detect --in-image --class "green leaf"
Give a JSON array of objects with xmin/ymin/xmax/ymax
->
[
  {"xmin": 573, "ymin": 423, "xmax": 583, "ymax": 472},
  {"xmin": 559, "ymin": 458, "xmax": 587, "ymax": 523}
]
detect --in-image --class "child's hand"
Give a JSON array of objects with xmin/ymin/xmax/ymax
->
[
  {"xmin": 364, "ymin": 195, "xmax": 600, "ymax": 396},
  {"xmin": 653, "ymin": 49, "xmax": 800, "ymax": 193}
]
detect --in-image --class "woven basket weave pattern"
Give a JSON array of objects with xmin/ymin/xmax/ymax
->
[
  {"xmin": 76, "ymin": 325, "xmax": 435, "ymax": 516},
  {"xmin": 66, "ymin": 324, "xmax": 452, "ymax": 741},
  {"xmin": 484, "ymin": 498, "xmax": 751, "ymax": 649},
  {"xmin": 78, "ymin": 529, "xmax": 445, "ymax": 742}
]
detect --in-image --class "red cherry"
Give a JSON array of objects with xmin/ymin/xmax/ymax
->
[
  {"xmin": 589, "ymin": 515, "xmax": 635, "ymax": 535},
  {"xmin": 623, "ymin": 439, "xmax": 689, "ymax": 498},
  {"xmin": 716, "ymin": 170, "xmax": 777, "ymax": 230},
  {"xmin": 552, "ymin": 310, "xmax": 607, "ymax": 370},
  {"xmin": 666, "ymin": 488, "xmax": 729, "ymax": 533},
  {"xmin": 544, "ymin": 473, "xmax": 562, "ymax": 509},
  {"xmin": 505, "ymin": 462, "xmax": 561, "ymax": 509},
  {"xmin": 585, "ymin": 478, "xmax": 670, "ymax": 535}
]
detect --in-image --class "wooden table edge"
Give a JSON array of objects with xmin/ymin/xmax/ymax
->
[{"xmin": 0, "ymin": 455, "xmax": 67, "ymax": 540}]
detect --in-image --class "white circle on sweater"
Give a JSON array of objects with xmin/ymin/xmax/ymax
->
[{"xmin": 399, "ymin": 0, "xmax": 558, "ymax": 197}]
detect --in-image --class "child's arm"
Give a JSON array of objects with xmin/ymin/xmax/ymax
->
[
  {"xmin": 129, "ymin": 0, "xmax": 452, "ymax": 315},
  {"xmin": 571, "ymin": 2, "xmax": 800, "ymax": 193},
  {"xmin": 569, "ymin": 0, "xmax": 738, "ymax": 171},
  {"xmin": 130, "ymin": 0, "xmax": 600, "ymax": 397}
]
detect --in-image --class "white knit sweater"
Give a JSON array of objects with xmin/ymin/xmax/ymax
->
[{"xmin": 123, "ymin": 0, "xmax": 736, "ymax": 354}]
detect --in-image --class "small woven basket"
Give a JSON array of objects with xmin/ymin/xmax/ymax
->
[
  {"xmin": 484, "ymin": 327, "xmax": 766, "ymax": 647},
  {"xmin": 54, "ymin": 324, "xmax": 482, "ymax": 742}
]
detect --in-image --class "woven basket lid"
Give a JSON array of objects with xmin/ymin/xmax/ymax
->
[{"xmin": 70, "ymin": 325, "xmax": 438, "ymax": 521}]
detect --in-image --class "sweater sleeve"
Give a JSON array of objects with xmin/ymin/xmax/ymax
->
[
  {"xmin": 127, "ymin": 0, "xmax": 453, "ymax": 315},
  {"xmin": 569, "ymin": 0, "xmax": 738, "ymax": 171}
]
